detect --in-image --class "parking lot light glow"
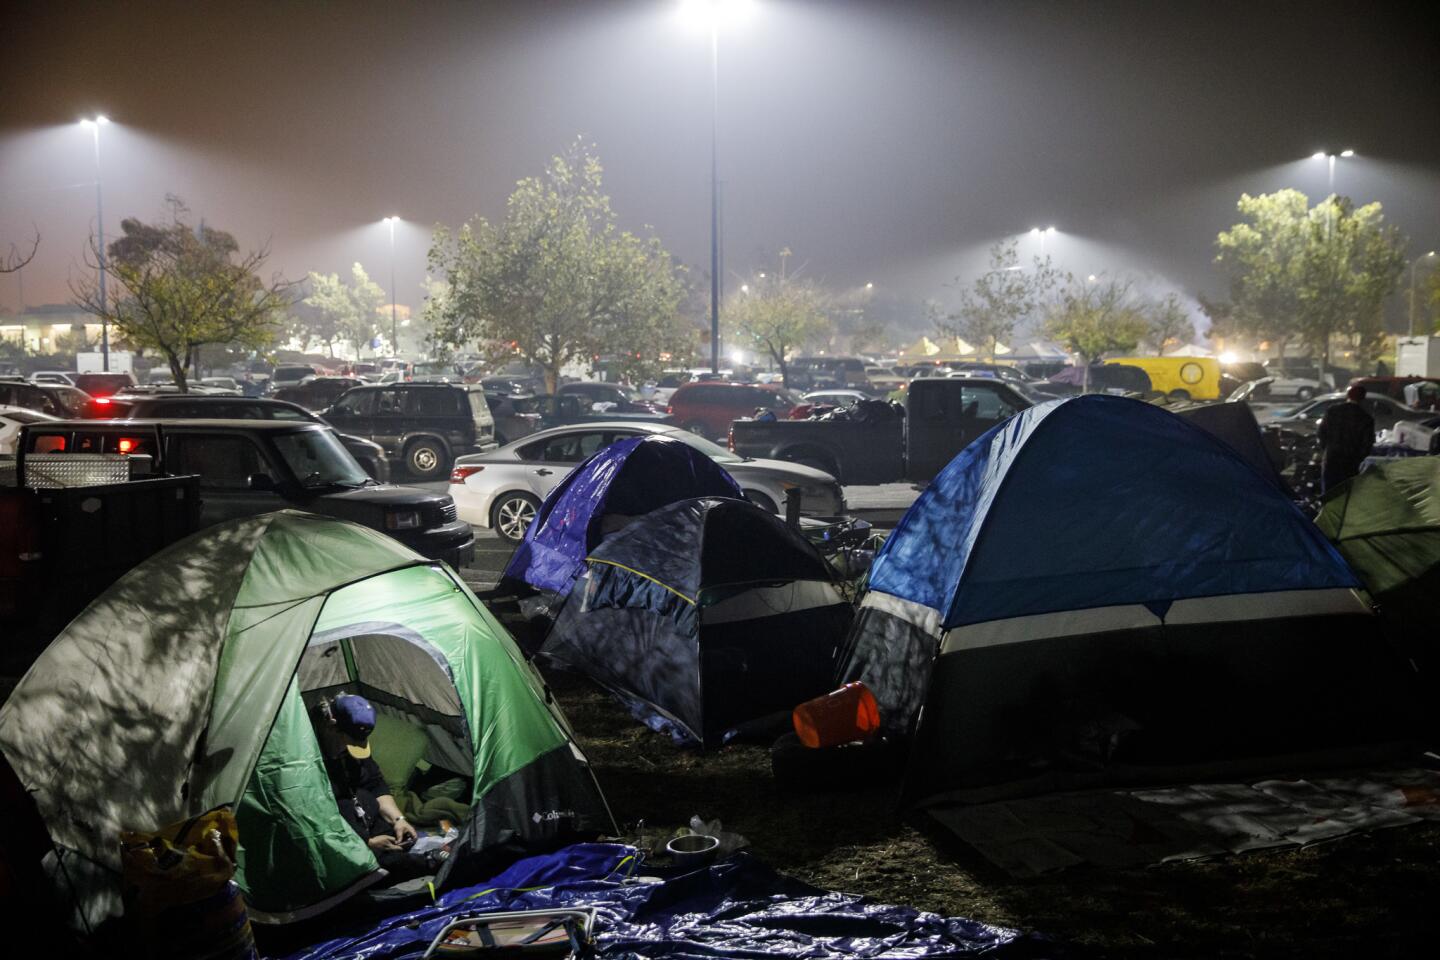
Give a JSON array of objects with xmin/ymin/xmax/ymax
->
[{"xmin": 1340, "ymin": 149, "xmax": 1355, "ymax": 157}]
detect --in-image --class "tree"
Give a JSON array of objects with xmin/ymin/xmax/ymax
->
[
  {"xmin": 427, "ymin": 140, "xmax": 687, "ymax": 392},
  {"xmin": 2, "ymin": 230, "xmax": 38, "ymax": 274},
  {"xmin": 725, "ymin": 264, "xmax": 828, "ymax": 387},
  {"xmin": 72, "ymin": 198, "xmax": 291, "ymax": 391},
  {"xmin": 300, "ymin": 263, "xmax": 387, "ymax": 357},
  {"xmin": 1147, "ymin": 293, "xmax": 1195, "ymax": 356},
  {"xmin": 1043, "ymin": 275, "xmax": 1150, "ymax": 392},
  {"xmin": 1213, "ymin": 189, "xmax": 1405, "ymax": 369},
  {"xmin": 936, "ymin": 239, "xmax": 1058, "ymax": 361}
]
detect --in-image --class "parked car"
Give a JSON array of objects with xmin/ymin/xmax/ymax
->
[
  {"xmin": 484, "ymin": 392, "xmax": 546, "ymax": 446},
  {"xmin": 558, "ymin": 380, "xmax": 663, "ymax": 413},
  {"xmin": 1265, "ymin": 391, "xmax": 1432, "ymax": 435},
  {"xmin": 410, "ymin": 361, "xmax": 463, "ymax": 383},
  {"xmin": 198, "ymin": 376, "xmax": 242, "ymax": 394},
  {"xmin": 481, "ymin": 375, "xmax": 545, "ymax": 396},
  {"xmin": 0, "ymin": 405, "xmax": 57, "ymax": 454},
  {"xmin": 0, "ymin": 380, "xmax": 97, "ymax": 418},
  {"xmin": 29, "ymin": 371, "xmax": 78, "ymax": 386},
  {"xmin": 730, "ymin": 377, "xmax": 1033, "ymax": 484},
  {"xmin": 21, "ymin": 419, "xmax": 473, "ymax": 568},
  {"xmin": 448, "ymin": 422, "xmax": 845, "ymax": 542},
  {"xmin": 1349, "ymin": 376, "xmax": 1440, "ymax": 411},
  {"xmin": 270, "ymin": 364, "xmax": 319, "ymax": 390},
  {"xmin": 71, "ymin": 372, "xmax": 137, "ymax": 397},
  {"xmin": 86, "ymin": 393, "xmax": 390, "ymax": 480},
  {"xmin": 666, "ymin": 381, "xmax": 801, "ymax": 440},
  {"xmin": 272, "ymin": 376, "xmax": 367, "ymax": 411},
  {"xmin": 1262, "ymin": 358, "xmax": 1335, "ymax": 400},
  {"xmin": 320, "ymin": 382, "xmax": 498, "ymax": 480}
]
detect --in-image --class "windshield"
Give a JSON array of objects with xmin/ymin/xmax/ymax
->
[
  {"xmin": 661, "ymin": 428, "xmax": 743, "ymax": 463},
  {"xmin": 270, "ymin": 429, "xmax": 369, "ymax": 487}
]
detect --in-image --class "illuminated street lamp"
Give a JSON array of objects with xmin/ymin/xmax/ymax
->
[
  {"xmin": 679, "ymin": 0, "xmax": 755, "ymax": 374},
  {"xmin": 1029, "ymin": 225, "xmax": 1056, "ymax": 256},
  {"xmin": 1311, "ymin": 149, "xmax": 1354, "ymax": 196},
  {"xmin": 1410, "ymin": 250, "xmax": 1437, "ymax": 336},
  {"xmin": 382, "ymin": 216, "xmax": 400, "ymax": 355},
  {"xmin": 79, "ymin": 115, "xmax": 112, "ymax": 370}
]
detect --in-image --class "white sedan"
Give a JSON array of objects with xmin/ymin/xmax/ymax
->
[
  {"xmin": 0, "ymin": 405, "xmax": 58, "ymax": 455},
  {"xmin": 448, "ymin": 421, "xmax": 846, "ymax": 542}
]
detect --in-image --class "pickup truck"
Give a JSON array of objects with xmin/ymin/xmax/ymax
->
[
  {"xmin": 728, "ymin": 377, "xmax": 1034, "ymax": 484},
  {"xmin": 20, "ymin": 419, "xmax": 474, "ymax": 569},
  {"xmin": 2, "ymin": 439, "xmax": 202, "ymax": 632}
]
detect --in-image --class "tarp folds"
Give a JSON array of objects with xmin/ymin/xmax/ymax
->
[
  {"xmin": 501, "ymin": 436, "xmax": 744, "ymax": 598},
  {"xmin": 540, "ymin": 498, "xmax": 853, "ymax": 747},
  {"xmin": 281, "ymin": 844, "xmax": 1059, "ymax": 960},
  {"xmin": 0, "ymin": 511, "xmax": 613, "ymax": 924}
]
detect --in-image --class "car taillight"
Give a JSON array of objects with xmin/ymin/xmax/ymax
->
[
  {"xmin": 667, "ymin": 404, "xmax": 674, "ymax": 414},
  {"xmin": 450, "ymin": 464, "xmax": 484, "ymax": 483},
  {"xmin": 727, "ymin": 427, "xmax": 735, "ymax": 452},
  {"xmin": 95, "ymin": 397, "xmax": 112, "ymax": 405},
  {"xmin": 118, "ymin": 438, "xmax": 136, "ymax": 454}
]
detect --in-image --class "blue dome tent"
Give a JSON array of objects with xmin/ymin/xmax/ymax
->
[
  {"xmin": 538, "ymin": 498, "xmax": 853, "ymax": 747},
  {"xmin": 840, "ymin": 395, "xmax": 1421, "ymax": 805},
  {"xmin": 499, "ymin": 435, "xmax": 744, "ymax": 604}
]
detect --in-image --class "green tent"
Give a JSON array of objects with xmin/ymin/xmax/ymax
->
[
  {"xmin": 1316, "ymin": 458, "xmax": 1440, "ymax": 677},
  {"xmin": 0, "ymin": 511, "xmax": 613, "ymax": 926}
]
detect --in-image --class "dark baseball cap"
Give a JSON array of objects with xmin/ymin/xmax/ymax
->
[{"xmin": 332, "ymin": 694, "xmax": 376, "ymax": 759}]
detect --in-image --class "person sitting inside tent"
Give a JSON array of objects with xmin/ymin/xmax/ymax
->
[{"xmin": 312, "ymin": 693, "xmax": 437, "ymax": 881}]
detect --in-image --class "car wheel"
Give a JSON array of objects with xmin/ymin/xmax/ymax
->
[
  {"xmin": 1296, "ymin": 387, "xmax": 1315, "ymax": 401},
  {"xmin": 1167, "ymin": 389, "xmax": 1191, "ymax": 401},
  {"xmin": 746, "ymin": 490, "xmax": 779, "ymax": 513},
  {"xmin": 405, "ymin": 438, "xmax": 447, "ymax": 480},
  {"xmin": 491, "ymin": 492, "xmax": 541, "ymax": 543}
]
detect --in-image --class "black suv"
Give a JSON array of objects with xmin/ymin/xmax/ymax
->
[
  {"xmin": 22, "ymin": 420, "xmax": 473, "ymax": 569},
  {"xmin": 322, "ymin": 383, "xmax": 498, "ymax": 480},
  {"xmin": 272, "ymin": 376, "xmax": 368, "ymax": 411},
  {"xmin": 89, "ymin": 393, "xmax": 389, "ymax": 481}
]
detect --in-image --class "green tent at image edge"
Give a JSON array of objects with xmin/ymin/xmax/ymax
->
[
  {"xmin": 1316, "ymin": 457, "xmax": 1440, "ymax": 683},
  {"xmin": 0, "ymin": 511, "xmax": 615, "ymax": 926}
]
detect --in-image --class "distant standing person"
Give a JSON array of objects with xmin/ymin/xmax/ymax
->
[{"xmin": 1316, "ymin": 385, "xmax": 1375, "ymax": 492}]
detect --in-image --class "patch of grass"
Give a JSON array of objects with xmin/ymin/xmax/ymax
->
[{"xmin": 551, "ymin": 668, "xmax": 1440, "ymax": 958}]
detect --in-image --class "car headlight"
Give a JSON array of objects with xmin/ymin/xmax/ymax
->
[{"xmin": 385, "ymin": 510, "xmax": 422, "ymax": 530}]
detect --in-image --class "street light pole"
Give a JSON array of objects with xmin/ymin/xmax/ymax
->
[
  {"xmin": 1410, "ymin": 250, "xmax": 1437, "ymax": 337},
  {"xmin": 82, "ymin": 116, "xmax": 112, "ymax": 371},
  {"xmin": 708, "ymin": 21, "xmax": 720, "ymax": 375},
  {"xmin": 384, "ymin": 216, "xmax": 399, "ymax": 355}
]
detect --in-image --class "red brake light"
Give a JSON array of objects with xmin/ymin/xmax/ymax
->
[
  {"xmin": 666, "ymin": 404, "xmax": 674, "ymax": 414},
  {"xmin": 727, "ymin": 427, "xmax": 735, "ymax": 452},
  {"xmin": 450, "ymin": 464, "xmax": 484, "ymax": 483},
  {"xmin": 117, "ymin": 438, "xmax": 135, "ymax": 454},
  {"xmin": 95, "ymin": 397, "xmax": 112, "ymax": 405}
]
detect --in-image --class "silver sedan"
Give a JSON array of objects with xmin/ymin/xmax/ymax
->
[{"xmin": 447, "ymin": 421, "xmax": 846, "ymax": 542}]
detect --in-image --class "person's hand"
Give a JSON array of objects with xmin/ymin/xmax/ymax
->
[
  {"xmin": 393, "ymin": 818, "xmax": 418, "ymax": 846},
  {"xmin": 367, "ymin": 835, "xmax": 402, "ymax": 853}
]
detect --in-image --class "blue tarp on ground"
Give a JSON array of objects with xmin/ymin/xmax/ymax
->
[
  {"xmin": 281, "ymin": 843, "xmax": 1058, "ymax": 959},
  {"xmin": 501, "ymin": 436, "xmax": 744, "ymax": 596},
  {"xmin": 867, "ymin": 395, "xmax": 1358, "ymax": 629}
]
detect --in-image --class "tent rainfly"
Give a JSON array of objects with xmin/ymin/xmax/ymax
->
[
  {"xmin": 536, "ymin": 498, "xmax": 854, "ymax": 747},
  {"xmin": 840, "ymin": 395, "xmax": 1423, "ymax": 806},
  {"xmin": 0, "ymin": 512, "xmax": 613, "ymax": 926}
]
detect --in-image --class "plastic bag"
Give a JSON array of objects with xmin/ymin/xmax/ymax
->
[{"xmin": 683, "ymin": 815, "xmax": 749, "ymax": 857}]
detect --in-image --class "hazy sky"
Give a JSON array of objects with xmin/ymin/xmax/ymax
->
[{"xmin": 3, "ymin": 0, "xmax": 1438, "ymax": 331}]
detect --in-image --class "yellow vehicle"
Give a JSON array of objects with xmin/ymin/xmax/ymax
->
[{"xmin": 1106, "ymin": 356, "xmax": 1222, "ymax": 401}]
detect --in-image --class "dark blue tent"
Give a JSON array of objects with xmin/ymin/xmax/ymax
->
[
  {"xmin": 841, "ymin": 395, "xmax": 1421, "ymax": 803},
  {"xmin": 501, "ymin": 436, "xmax": 744, "ymax": 599},
  {"xmin": 540, "ymin": 498, "xmax": 853, "ymax": 747}
]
